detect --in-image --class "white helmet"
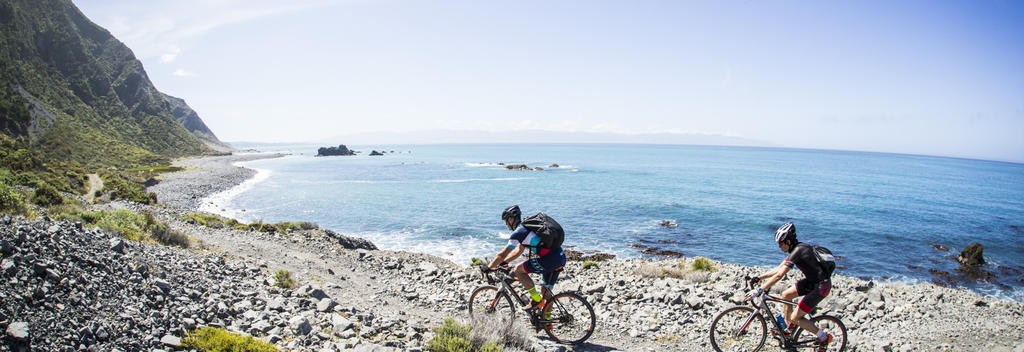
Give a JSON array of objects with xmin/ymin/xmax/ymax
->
[{"xmin": 774, "ymin": 222, "xmax": 796, "ymax": 244}]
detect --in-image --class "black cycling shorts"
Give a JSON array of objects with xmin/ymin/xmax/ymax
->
[
  {"xmin": 521, "ymin": 252, "xmax": 566, "ymax": 289},
  {"xmin": 796, "ymin": 278, "xmax": 831, "ymax": 313}
]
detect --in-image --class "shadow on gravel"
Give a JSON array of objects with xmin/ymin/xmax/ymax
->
[{"xmin": 571, "ymin": 342, "xmax": 618, "ymax": 351}]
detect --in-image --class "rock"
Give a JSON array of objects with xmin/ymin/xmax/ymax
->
[
  {"xmin": 1, "ymin": 258, "xmax": 16, "ymax": 276},
  {"xmin": 289, "ymin": 316, "xmax": 312, "ymax": 336},
  {"xmin": 331, "ymin": 315, "xmax": 353, "ymax": 335},
  {"xmin": 6, "ymin": 321, "xmax": 29, "ymax": 341},
  {"xmin": 369, "ymin": 150, "xmax": 384, "ymax": 156},
  {"xmin": 0, "ymin": 239, "xmax": 12, "ymax": 255},
  {"xmin": 310, "ymin": 287, "xmax": 329, "ymax": 300},
  {"xmin": 153, "ymin": 278, "xmax": 171, "ymax": 295},
  {"xmin": 660, "ymin": 220, "xmax": 677, "ymax": 228},
  {"xmin": 417, "ymin": 262, "xmax": 439, "ymax": 275},
  {"xmin": 931, "ymin": 244, "xmax": 949, "ymax": 251},
  {"xmin": 550, "ymin": 164, "xmax": 559, "ymax": 168},
  {"xmin": 958, "ymin": 243, "xmax": 985, "ymax": 267},
  {"xmin": 160, "ymin": 335, "xmax": 182, "ymax": 347},
  {"xmin": 324, "ymin": 230, "xmax": 378, "ymax": 250},
  {"xmin": 317, "ymin": 298, "xmax": 336, "ymax": 312},
  {"xmin": 317, "ymin": 145, "xmax": 356, "ymax": 156},
  {"xmin": 505, "ymin": 164, "xmax": 531, "ymax": 171},
  {"xmin": 268, "ymin": 297, "xmax": 286, "ymax": 311},
  {"xmin": 109, "ymin": 238, "xmax": 125, "ymax": 254}
]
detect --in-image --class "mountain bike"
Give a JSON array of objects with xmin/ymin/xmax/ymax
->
[
  {"xmin": 468, "ymin": 265, "xmax": 596, "ymax": 345},
  {"xmin": 709, "ymin": 277, "xmax": 847, "ymax": 352}
]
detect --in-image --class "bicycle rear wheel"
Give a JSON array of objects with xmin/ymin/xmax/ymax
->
[
  {"xmin": 792, "ymin": 315, "xmax": 847, "ymax": 352},
  {"xmin": 468, "ymin": 285, "xmax": 516, "ymax": 329},
  {"xmin": 709, "ymin": 306, "xmax": 767, "ymax": 352},
  {"xmin": 542, "ymin": 292, "xmax": 596, "ymax": 345}
]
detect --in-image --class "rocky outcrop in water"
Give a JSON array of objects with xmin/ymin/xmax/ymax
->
[{"xmin": 317, "ymin": 145, "xmax": 356, "ymax": 156}]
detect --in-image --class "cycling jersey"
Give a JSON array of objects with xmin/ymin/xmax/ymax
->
[
  {"xmin": 783, "ymin": 242, "xmax": 831, "ymax": 284},
  {"xmin": 507, "ymin": 225, "xmax": 554, "ymax": 257}
]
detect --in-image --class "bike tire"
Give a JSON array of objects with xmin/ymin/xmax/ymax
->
[
  {"xmin": 542, "ymin": 292, "xmax": 596, "ymax": 345},
  {"xmin": 709, "ymin": 306, "xmax": 767, "ymax": 352},
  {"xmin": 791, "ymin": 315, "xmax": 847, "ymax": 352},
  {"xmin": 467, "ymin": 285, "xmax": 516, "ymax": 329}
]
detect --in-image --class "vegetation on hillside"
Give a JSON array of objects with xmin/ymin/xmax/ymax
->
[{"xmin": 183, "ymin": 327, "xmax": 277, "ymax": 352}]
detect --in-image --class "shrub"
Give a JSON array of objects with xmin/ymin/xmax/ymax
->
[
  {"xmin": 0, "ymin": 182, "xmax": 28, "ymax": 215},
  {"xmin": 273, "ymin": 269, "xmax": 295, "ymax": 289},
  {"xmin": 426, "ymin": 318, "xmax": 473, "ymax": 352},
  {"xmin": 691, "ymin": 257, "xmax": 717, "ymax": 272},
  {"xmin": 184, "ymin": 212, "xmax": 224, "ymax": 227},
  {"xmin": 183, "ymin": 326, "xmax": 277, "ymax": 352},
  {"xmin": 470, "ymin": 257, "xmax": 486, "ymax": 266},
  {"xmin": 151, "ymin": 223, "xmax": 190, "ymax": 249},
  {"xmin": 32, "ymin": 181, "xmax": 64, "ymax": 206},
  {"xmin": 582, "ymin": 260, "xmax": 599, "ymax": 270},
  {"xmin": 95, "ymin": 209, "xmax": 149, "ymax": 241}
]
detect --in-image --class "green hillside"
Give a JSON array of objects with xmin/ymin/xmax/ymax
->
[{"xmin": 0, "ymin": 0, "xmax": 225, "ymax": 168}]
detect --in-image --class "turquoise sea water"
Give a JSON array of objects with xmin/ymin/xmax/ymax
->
[{"xmin": 210, "ymin": 144, "xmax": 1024, "ymax": 301}]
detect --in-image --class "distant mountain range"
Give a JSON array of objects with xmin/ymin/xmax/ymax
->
[
  {"xmin": 311, "ymin": 129, "xmax": 771, "ymax": 147},
  {"xmin": 0, "ymin": 0, "xmax": 228, "ymax": 167}
]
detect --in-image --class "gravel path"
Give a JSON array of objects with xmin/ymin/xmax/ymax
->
[{"xmin": 148, "ymin": 153, "xmax": 283, "ymax": 211}]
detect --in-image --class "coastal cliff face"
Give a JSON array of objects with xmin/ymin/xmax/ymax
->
[{"xmin": 0, "ymin": 0, "xmax": 225, "ymax": 166}]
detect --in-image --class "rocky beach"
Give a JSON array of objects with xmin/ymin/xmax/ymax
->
[{"xmin": 2, "ymin": 153, "xmax": 1023, "ymax": 352}]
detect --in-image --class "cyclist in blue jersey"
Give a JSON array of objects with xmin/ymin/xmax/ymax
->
[{"xmin": 484, "ymin": 205, "xmax": 567, "ymax": 312}]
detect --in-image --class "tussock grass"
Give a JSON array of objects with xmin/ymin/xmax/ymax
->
[
  {"xmin": 426, "ymin": 317, "xmax": 514, "ymax": 352},
  {"xmin": 639, "ymin": 257, "xmax": 718, "ymax": 282},
  {"xmin": 125, "ymin": 166, "xmax": 184, "ymax": 173},
  {"xmin": 273, "ymin": 269, "xmax": 295, "ymax": 289},
  {"xmin": 183, "ymin": 326, "xmax": 277, "ymax": 352},
  {"xmin": 470, "ymin": 257, "xmax": 487, "ymax": 266},
  {"xmin": 0, "ymin": 182, "xmax": 29, "ymax": 216},
  {"xmin": 582, "ymin": 260, "xmax": 599, "ymax": 270},
  {"xmin": 31, "ymin": 181, "xmax": 63, "ymax": 206}
]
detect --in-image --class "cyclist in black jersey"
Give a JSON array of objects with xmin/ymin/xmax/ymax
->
[{"xmin": 748, "ymin": 223, "xmax": 834, "ymax": 351}]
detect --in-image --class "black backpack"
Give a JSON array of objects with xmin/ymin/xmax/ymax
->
[
  {"xmin": 521, "ymin": 213, "xmax": 564, "ymax": 250},
  {"xmin": 811, "ymin": 245, "xmax": 836, "ymax": 276}
]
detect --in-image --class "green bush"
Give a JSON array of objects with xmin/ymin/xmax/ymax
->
[
  {"xmin": 95, "ymin": 209, "xmax": 149, "ymax": 241},
  {"xmin": 100, "ymin": 173, "xmax": 158, "ymax": 204},
  {"xmin": 183, "ymin": 326, "xmax": 277, "ymax": 352},
  {"xmin": 273, "ymin": 269, "xmax": 295, "ymax": 289},
  {"xmin": 691, "ymin": 257, "xmax": 717, "ymax": 272},
  {"xmin": 582, "ymin": 260, "xmax": 599, "ymax": 270},
  {"xmin": 32, "ymin": 181, "xmax": 64, "ymax": 206},
  {"xmin": 0, "ymin": 182, "xmax": 28, "ymax": 215},
  {"xmin": 470, "ymin": 257, "xmax": 486, "ymax": 267},
  {"xmin": 426, "ymin": 318, "xmax": 504, "ymax": 352},
  {"xmin": 151, "ymin": 222, "xmax": 190, "ymax": 248}
]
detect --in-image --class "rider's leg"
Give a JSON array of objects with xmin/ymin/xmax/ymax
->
[
  {"xmin": 781, "ymin": 286, "xmax": 799, "ymax": 324},
  {"xmin": 789, "ymin": 280, "xmax": 832, "ymax": 338},
  {"xmin": 514, "ymin": 262, "xmax": 540, "ymax": 303}
]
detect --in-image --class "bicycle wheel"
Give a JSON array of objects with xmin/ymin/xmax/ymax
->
[
  {"xmin": 468, "ymin": 285, "xmax": 516, "ymax": 329},
  {"xmin": 542, "ymin": 292, "xmax": 596, "ymax": 345},
  {"xmin": 709, "ymin": 306, "xmax": 767, "ymax": 352},
  {"xmin": 791, "ymin": 315, "xmax": 847, "ymax": 352}
]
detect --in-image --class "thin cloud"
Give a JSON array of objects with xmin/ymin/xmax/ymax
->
[{"xmin": 172, "ymin": 68, "xmax": 195, "ymax": 77}]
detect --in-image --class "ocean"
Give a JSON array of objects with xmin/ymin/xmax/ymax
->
[{"xmin": 205, "ymin": 143, "xmax": 1024, "ymax": 301}]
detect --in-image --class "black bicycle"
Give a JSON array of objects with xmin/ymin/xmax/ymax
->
[
  {"xmin": 709, "ymin": 277, "xmax": 847, "ymax": 352},
  {"xmin": 468, "ymin": 265, "xmax": 596, "ymax": 345}
]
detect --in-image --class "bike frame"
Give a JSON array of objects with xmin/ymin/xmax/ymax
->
[
  {"xmin": 740, "ymin": 292, "xmax": 821, "ymax": 349},
  {"xmin": 483, "ymin": 268, "xmax": 555, "ymax": 326}
]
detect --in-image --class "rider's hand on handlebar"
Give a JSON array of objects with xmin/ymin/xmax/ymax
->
[
  {"xmin": 479, "ymin": 264, "xmax": 494, "ymax": 273},
  {"xmin": 745, "ymin": 287, "xmax": 763, "ymax": 300}
]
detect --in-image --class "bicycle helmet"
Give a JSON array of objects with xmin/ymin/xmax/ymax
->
[
  {"xmin": 502, "ymin": 205, "xmax": 521, "ymax": 229},
  {"xmin": 774, "ymin": 222, "xmax": 797, "ymax": 244}
]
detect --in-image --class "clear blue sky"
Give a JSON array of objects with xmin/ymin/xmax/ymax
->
[{"xmin": 73, "ymin": 0, "xmax": 1024, "ymax": 162}]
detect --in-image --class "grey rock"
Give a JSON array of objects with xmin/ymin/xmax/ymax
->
[
  {"xmin": 268, "ymin": 297, "xmax": 286, "ymax": 311},
  {"xmin": 289, "ymin": 315, "xmax": 312, "ymax": 336},
  {"xmin": 1, "ymin": 258, "xmax": 16, "ymax": 276},
  {"xmin": 153, "ymin": 278, "xmax": 171, "ymax": 295},
  {"xmin": 310, "ymin": 287, "xmax": 329, "ymax": 300},
  {"xmin": 0, "ymin": 239, "xmax": 13, "ymax": 255},
  {"xmin": 417, "ymin": 262, "xmax": 438, "ymax": 275},
  {"xmin": 160, "ymin": 335, "xmax": 182, "ymax": 347},
  {"xmin": 331, "ymin": 314, "xmax": 353, "ymax": 334},
  {"xmin": 317, "ymin": 298, "xmax": 336, "ymax": 312},
  {"xmin": 109, "ymin": 238, "xmax": 126, "ymax": 254},
  {"xmin": 6, "ymin": 321, "xmax": 29, "ymax": 341}
]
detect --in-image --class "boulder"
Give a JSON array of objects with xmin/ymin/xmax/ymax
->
[
  {"xmin": 317, "ymin": 298, "xmax": 336, "ymax": 312},
  {"xmin": 331, "ymin": 314, "xmax": 353, "ymax": 335},
  {"xmin": 109, "ymin": 238, "xmax": 126, "ymax": 254},
  {"xmin": 505, "ymin": 164, "xmax": 531, "ymax": 171},
  {"xmin": 289, "ymin": 315, "xmax": 312, "ymax": 336},
  {"xmin": 324, "ymin": 230, "xmax": 378, "ymax": 250},
  {"xmin": 369, "ymin": 150, "xmax": 384, "ymax": 156},
  {"xmin": 958, "ymin": 243, "xmax": 985, "ymax": 267},
  {"xmin": 6, "ymin": 322, "xmax": 29, "ymax": 342},
  {"xmin": 160, "ymin": 335, "xmax": 182, "ymax": 347}
]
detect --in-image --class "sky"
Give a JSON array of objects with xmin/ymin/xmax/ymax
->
[{"xmin": 72, "ymin": 0, "xmax": 1024, "ymax": 162}]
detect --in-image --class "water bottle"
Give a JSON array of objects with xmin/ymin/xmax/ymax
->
[{"xmin": 775, "ymin": 314, "xmax": 787, "ymax": 330}]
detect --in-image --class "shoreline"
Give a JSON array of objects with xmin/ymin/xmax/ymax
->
[
  {"xmin": 158, "ymin": 153, "xmax": 1024, "ymax": 304},
  {"xmin": 2, "ymin": 153, "xmax": 1022, "ymax": 351}
]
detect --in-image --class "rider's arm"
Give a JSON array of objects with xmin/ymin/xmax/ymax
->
[
  {"xmin": 760, "ymin": 263, "xmax": 791, "ymax": 291},
  {"xmin": 487, "ymin": 246, "xmax": 513, "ymax": 269},
  {"xmin": 505, "ymin": 244, "xmax": 525, "ymax": 264}
]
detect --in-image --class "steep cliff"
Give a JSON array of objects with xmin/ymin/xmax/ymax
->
[{"xmin": 0, "ymin": 0, "xmax": 227, "ymax": 167}]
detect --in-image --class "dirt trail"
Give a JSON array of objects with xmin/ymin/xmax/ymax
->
[{"xmin": 84, "ymin": 173, "xmax": 102, "ymax": 203}]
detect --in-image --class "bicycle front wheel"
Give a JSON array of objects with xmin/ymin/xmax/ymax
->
[
  {"xmin": 542, "ymin": 292, "xmax": 596, "ymax": 345},
  {"xmin": 792, "ymin": 315, "xmax": 847, "ymax": 352},
  {"xmin": 468, "ymin": 285, "xmax": 516, "ymax": 329},
  {"xmin": 709, "ymin": 306, "xmax": 767, "ymax": 352}
]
